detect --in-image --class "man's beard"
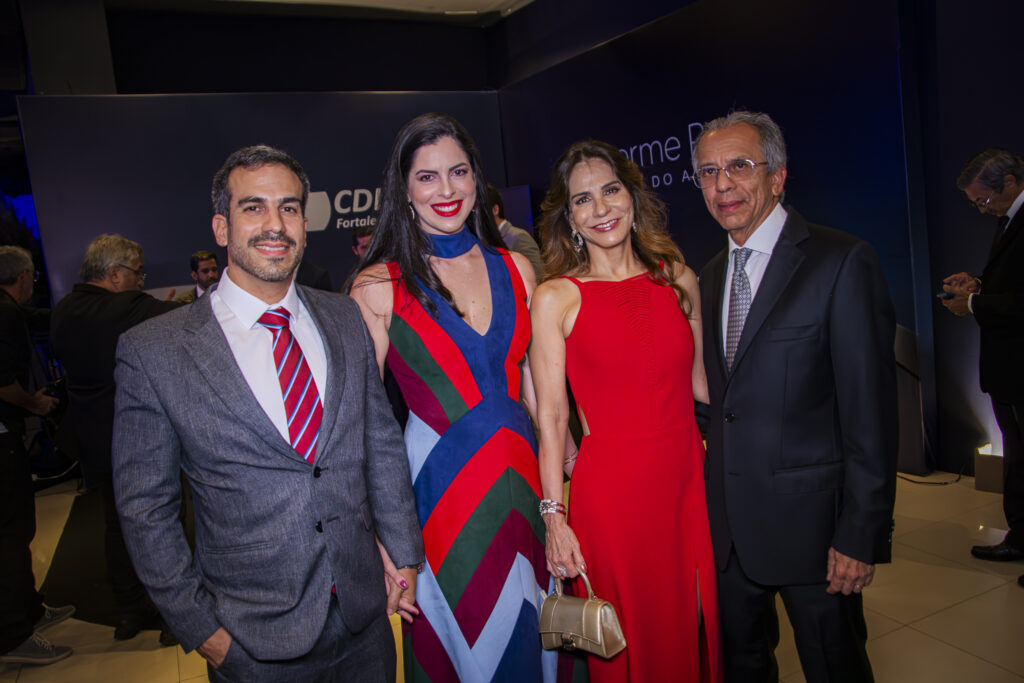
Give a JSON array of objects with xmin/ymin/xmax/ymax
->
[{"xmin": 228, "ymin": 229, "xmax": 303, "ymax": 283}]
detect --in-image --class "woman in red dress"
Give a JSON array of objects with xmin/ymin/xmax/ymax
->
[{"xmin": 529, "ymin": 140, "xmax": 722, "ymax": 682}]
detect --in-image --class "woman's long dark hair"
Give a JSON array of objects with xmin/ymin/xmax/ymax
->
[
  {"xmin": 538, "ymin": 139, "xmax": 687, "ymax": 304},
  {"xmin": 358, "ymin": 112, "xmax": 506, "ymax": 316}
]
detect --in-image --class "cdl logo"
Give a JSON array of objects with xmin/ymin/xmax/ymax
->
[{"xmin": 305, "ymin": 188, "xmax": 382, "ymax": 232}]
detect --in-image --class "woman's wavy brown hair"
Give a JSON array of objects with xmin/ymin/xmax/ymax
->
[{"xmin": 538, "ymin": 139, "xmax": 687, "ymax": 303}]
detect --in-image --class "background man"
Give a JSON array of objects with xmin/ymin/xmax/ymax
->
[
  {"xmin": 0, "ymin": 245, "xmax": 73, "ymax": 666},
  {"xmin": 112, "ymin": 145, "xmax": 422, "ymax": 682},
  {"xmin": 175, "ymin": 249, "xmax": 219, "ymax": 303},
  {"xmin": 694, "ymin": 111, "xmax": 897, "ymax": 682},
  {"xmin": 942, "ymin": 149, "xmax": 1024, "ymax": 587},
  {"xmin": 486, "ymin": 184, "xmax": 544, "ymax": 281},
  {"xmin": 50, "ymin": 234, "xmax": 181, "ymax": 643}
]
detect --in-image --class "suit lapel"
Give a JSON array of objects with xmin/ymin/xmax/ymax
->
[
  {"xmin": 729, "ymin": 210, "xmax": 808, "ymax": 374},
  {"xmin": 182, "ymin": 293, "xmax": 298, "ymax": 462},
  {"xmin": 297, "ymin": 287, "xmax": 346, "ymax": 465}
]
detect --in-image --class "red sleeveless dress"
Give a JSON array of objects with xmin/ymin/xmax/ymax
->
[{"xmin": 563, "ymin": 273, "xmax": 721, "ymax": 683}]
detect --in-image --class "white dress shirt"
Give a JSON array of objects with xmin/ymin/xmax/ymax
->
[
  {"xmin": 210, "ymin": 268, "xmax": 328, "ymax": 445},
  {"xmin": 721, "ymin": 203, "xmax": 788, "ymax": 347}
]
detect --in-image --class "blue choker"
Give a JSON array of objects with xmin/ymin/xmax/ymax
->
[{"xmin": 426, "ymin": 227, "xmax": 477, "ymax": 258}]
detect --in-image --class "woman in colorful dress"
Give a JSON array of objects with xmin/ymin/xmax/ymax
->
[
  {"xmin": 529, "ymin": 140, "xmax": 722, "ymax": 682},
  {"xmin": 351, "ymin": 113, "xmax": 565, "ymax": 683}
]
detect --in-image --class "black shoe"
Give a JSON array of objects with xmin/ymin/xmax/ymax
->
[
  {"xmin": 158, "ymin": 627, "xmax": 179, "ymax": 647},
  {"xmin": 114, "ymin": 611, "xmax": 150, "ymax": 640},
  {"xmin": 971, "ymin": 540, "xmax": 1024, "ymax": 562},
  {"xmin": 1018, "ymin": 574, "xmax": 1024, "ymax": 588}
]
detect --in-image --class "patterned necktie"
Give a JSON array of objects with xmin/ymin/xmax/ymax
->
[
  {"xmin": 725, "ymin": 248, "xmax": 753, "ymax": 371},
  {"xmin": 257, "ymin": 307, "xmax": 322, "ymax": 462}
]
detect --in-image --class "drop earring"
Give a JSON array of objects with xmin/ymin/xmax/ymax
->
[{"xmin": 571, "ymin": 229, "xmax": 584, "ymax": 254}]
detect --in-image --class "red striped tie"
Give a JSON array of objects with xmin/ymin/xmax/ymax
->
[{"xmin": 257, "ymin": 307, "xmax": 322, "ymax": 462}]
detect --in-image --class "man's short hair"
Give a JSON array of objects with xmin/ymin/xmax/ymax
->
[
  {"xmin": 79, "ymin": 234, "xmax": 145, "ymax": 283},
  {"xmin": 352, "ymin": 224, "xmax": 374, "ymax": 246},
  {"xmin": 190, "ymin": 250, "xmax": 218, "ymax": 272},
  {"xmin": 485, "ymin": 184, "xmax": 505, "ymax": 220},
  {"xmin": 691, "ymin": 110, "xmax": 788, "ymax": 173},
  {"xmin": 211, "ymin": 145, "xmax": 310, "ymax": 218},
  {"xmin": 0, "ymin": 245, "xmax": 33, "ymax": 286},
  {"xmin": 956, "ymin": 148, "xmax": 1024, "ymax": 192}
]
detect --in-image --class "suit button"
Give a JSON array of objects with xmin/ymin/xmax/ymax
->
[
  {"xmin": 315, "ymin": 521, "xmax": 323, "ymax": 533},
  {"xmin": 313, "ymin": 466, "xmax": 322, "ymax": 478},
  {"xmin": 725, "ymin": 413, "xmax": 736, "ymax": 423}
]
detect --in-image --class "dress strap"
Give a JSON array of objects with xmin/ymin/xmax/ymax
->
[{"xmin": 498, "ymin": 249, "xmax": 527, "ymax": 303}]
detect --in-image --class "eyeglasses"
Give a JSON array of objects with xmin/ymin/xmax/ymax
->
[
  {"xmin": 968, "ymin": 193, "xmax": 993, "ymax": 211},
  {"xmin": 116, "ymin": 263, "xmax": 147, "ymax": 282},
  {"xmin": 692, "ymin": 159, "xmax": 769, "ymax": 188}
]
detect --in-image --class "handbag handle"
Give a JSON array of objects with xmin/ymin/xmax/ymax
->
[{"xmin": 553, "ymin": 569, "xmax": 596, "ymax": 599}]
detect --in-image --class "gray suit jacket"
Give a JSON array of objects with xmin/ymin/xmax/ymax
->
[{"xmin": 112, "ymin": 285, "xmax": 422, "ymax": 658}]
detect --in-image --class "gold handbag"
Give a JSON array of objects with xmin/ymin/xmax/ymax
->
[{"xmin": 538, "ymin": 570, "xmax": 626, "ymax": 658}]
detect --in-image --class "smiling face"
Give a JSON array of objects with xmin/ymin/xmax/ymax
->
[
  {"xmin": 566, "ymin": 157, "xmax": 634, "ymax": 252},
  {"xmin": 212, "ymin": 163, "xmax": 306, "ymax": 300},
  {"xmin": 695, "ymin": 122, "xmax": 786, "ymax": 245},
  {"xmin": 406, "ymin": 136, "xmax": 476, "ymax": 236}
]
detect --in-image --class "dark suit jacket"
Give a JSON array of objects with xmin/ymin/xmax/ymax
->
[
  {"xmin": 51, "ymin": 284, "xmax": 182, "ymax": 477},
  {"xmin": 295, "ymin": 260, "xmax": 335, "ymax": 292},
  {"xmin": 700, "ymin": 208, "xmax": 898, "ymax": 586},
  {"xmin": 112, "ymin": 285, "xmax": 423, "ymax": 659},
  {"xmin": 973, "ymin": 208, "xmax": 1024, "ymax": 403},
  {"xmin": 0, "ymin": 290, "xmax": 49, "ymax": 432}
]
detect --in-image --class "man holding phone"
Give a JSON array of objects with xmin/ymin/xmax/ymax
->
[{"xmin": 942, "ymin": 149, "xmax": 1024, "ymax": 584}]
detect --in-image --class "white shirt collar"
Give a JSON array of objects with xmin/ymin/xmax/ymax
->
[
  {"xmin": 728, "ymin": 202, "xmax": 788, "ymax": 257},
  {"xmin": 1006, "ymin": 188, "xmax": 1024, "ymax": 222},
  {"xmin": 216, "ymin": 267, "xmax": 301, "ymax": 329}
]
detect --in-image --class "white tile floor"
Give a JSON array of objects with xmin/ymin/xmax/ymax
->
[{"xmin": 3, "ymin": 474, "xmax": 1022, "ymax": 682}]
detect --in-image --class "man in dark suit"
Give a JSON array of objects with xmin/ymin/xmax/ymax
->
[
  {"xmin": 51, "ymin": 234, "xmax": 182, "ymax": 643},
  {"xmin": 942, "ymin": 149, "xmax": 1024, "ymax": 586},
  {"xmin": 0, "ymin": 245, "xmax": 73, "ymax": 666},
  {"xmin": 174, "ymin": 250, "xmax": 219, "ymax": 303},
  {"xmin": 112, "ymin": 145, "xmax": 423, "ymax": 681},
  {"xmin": 694, "ymin": 111, "xmax": 897, "ymax": 682}
]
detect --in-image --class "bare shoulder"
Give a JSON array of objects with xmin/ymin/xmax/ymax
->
[
  {"xmin": 673, "ymin": 263, "xmax": 699, "ymax": 291},
  {"xmin": 668, "ymin": 262, "xmax": 700, "ymax": 316},
  {"xmin": 349, "ymin": 263, "xmax": 394, "ymax": 317},
  {"xmin": 532, "ymin": 277, "xmax": 580, "ymax": 315},
  {"xmin": 508, "ymin": 250, "xmax": 537, "ymax": 292}
]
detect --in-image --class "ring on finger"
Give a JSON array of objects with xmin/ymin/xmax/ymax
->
[{"xmin": 557, "ymin": 566, "xmax": 567, "ymax": 575}]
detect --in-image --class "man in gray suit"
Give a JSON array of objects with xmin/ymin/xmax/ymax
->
[{"xmin": 113, "ymin": 145, "xmax": 423, "ymax": 681}]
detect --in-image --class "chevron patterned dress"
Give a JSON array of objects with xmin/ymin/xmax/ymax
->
[{"xmin": 386, "ymin": 247, "xmax": 559, "ymax": 683}]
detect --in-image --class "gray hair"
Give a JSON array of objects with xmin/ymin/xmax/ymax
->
[
  {"xmin": 79, "ymin": 234, "xmax": 145, "ymax": 283},
  {"xmin": 691, "ymin": 110, "xmax": 788, "ymax": 173},
  {"xmin": 0, "ymin": 245, "xmax": 33, "ymax": 286},
  {"xmin": 956, "ymin": 148, "xmax": 1024, "ymax": 192},
  {"xmin": 211, "ymin": 145, "xmax": 310, "ymax": 218}
]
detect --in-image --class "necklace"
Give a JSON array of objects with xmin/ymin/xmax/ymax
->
[{"xmin": 425, "ymin": 226, "xmax": 477, "ymax": 258}]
